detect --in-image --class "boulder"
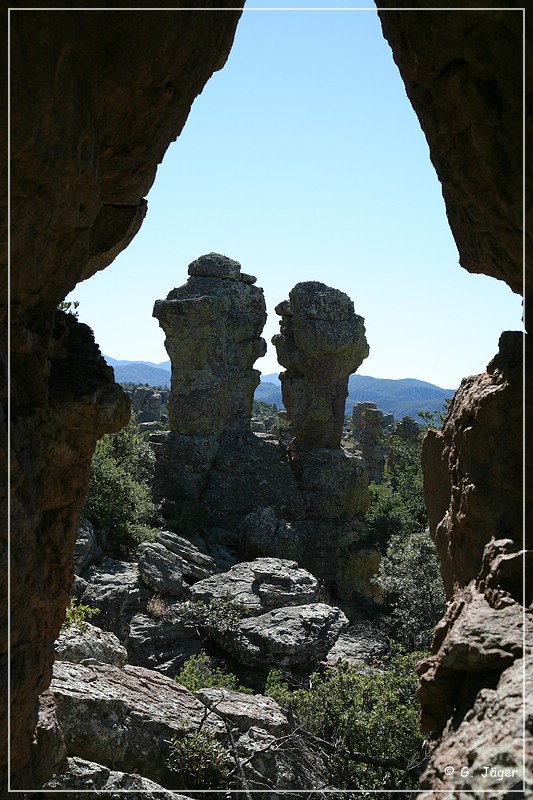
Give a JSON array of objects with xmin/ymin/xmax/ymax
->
[
  {"xmin": 137, "ymin": 542, "xmax": 186, "ymax": 596},
  {"xmin": 156, "ymin": 530, "xmax": 217, "ymax": 580},
  {"xmin": 55, "ymin": 622, "xmax": 128, "ymax": 667},
  {"xmin": 221, "ymin": 603, "xmax": 349, "ymax": 667},
  {"xmin": 43, "ymin": 756, "xmax": 188, "ymax": 798},
  {"xmin": 188, "ymin": 557, "xmax": 319, "ymax": 615},
  {"xmin": 194, "ymin": 687, "xmax": 291, "ymax": 737},
  {"xmin": 125, "ymin": 611, "xmax": 202, "ymax": 676},
  {"xmin": 325, "ymin": 621, "xmax": 389, "ymax": 668},
  {"xmin": 50, "ymin": 659, "xmax": 332, "ymax": 793},
  {"xmin": 233, "ymin": 725, "xmax": 330, "ymax": 792},
  {"xmin": 239, "ymin": 512, "xmax": 383, "ymax": 615}
]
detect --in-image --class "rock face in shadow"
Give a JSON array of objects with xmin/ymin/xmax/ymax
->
[
  {"xmin": 376, "ymin": 4, "xmax": 530, "ymax": 795},
  {"xmin": 422, "ymin": 331, "xmax": 526, "ymax": 599},
  {"xmin": 6, "ymin": 7, "xmax": 244, "ymax": 788},
  {"xmin": 377, "ymin": 4, "xmax": 527, "ymax": 316}
]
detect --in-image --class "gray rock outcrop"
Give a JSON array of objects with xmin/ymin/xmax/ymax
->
[
  {"xmin": 72, "ymin": 519, "xmax": 102, "ymax": 576},
  {"xmin": 223, "ymin": 603, "xmax": 349, "ymax": 667},
  {"xmin": 188, "ymin": 557, "xmax": 319, "ymax": 614},
  {"xmin": 43, "ymin": 756, "xmax": 186, "ymax": 798},
  {"xmin": 351, "ymin": 402, "xmax": 388, "ymax": 483},
  {"xmin": 238, "ymin": 510, "xmax": 383, "ymax": 614},
  {"xmin": 132, "ymin": 386, "xmax": 162, "ymax": 423},
  {"xmin": 73, "ymin": 558, "xmax": 151, "ymax": 641},
  {"xmin": 51, "ymin": 660, "xmax": 221, "ymax": 788},
  {"xmin": 151, "ymin": 253, "xmax": 267, "ymax": 504},
  {"xmin": 325, "ymin": 621, "xmax": 390, "ymax": 668},
  {"xmin": 187, "ymin": 558, "xmax": 348, "ymax": 668},
  {"xmin": 125, "ymin": 610, "xmax": 202, "ymax": 676},
  {"xmin": 137, "ymin": 542, "xmax": 186, "ymax": 596},
  {"xmin": 50, "ymin": 659, "xmax": 332, "ymax": 792},
  {"xmin": 156, "ymin": 530, "xmax": 217, "ymax": 581}
]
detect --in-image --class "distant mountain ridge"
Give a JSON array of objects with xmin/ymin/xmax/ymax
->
[{"xmin": 104, "ymin": 357, "xmax": 455, "ymax": 421}]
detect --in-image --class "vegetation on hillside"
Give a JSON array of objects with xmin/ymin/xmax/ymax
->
[
  {"xmin": 267, "ymin": 648, "xmax": 427, "ymax": 791},
  {"xmin": 81, "ymin": 413, "xmax": 158, "ymax": 554},
  {"xmin": 365, "ymin": 409, "xmax": 446, "ymax": 651}
]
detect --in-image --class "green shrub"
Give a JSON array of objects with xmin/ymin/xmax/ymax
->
[
  {"xmin": 364, "ymin": 432, "xmax": 427, "ymax": 555},
  {"xmin": 361, "ymin": 410, "xmax": 445, "ymax": 649},
  {"xmin": 62, "ymin": 598, "xmax": 100, "ymax": 632},
  {"xmin": 266, "ymin": 649, "xmax": 428, "ymax": 791},
  {"xmin": 167, "ymin": 726, "xmax": 232, "ymax": 789},
  {"xmin": 173, "ymin": 594, "xmax": 249, "ymax": 636},
  {"xmin": 377, "ymin": 527, "xmax": 445, "ymax": 650},
  {"xmin": 81, "ymin": 414, "xmax": 157, "ymax": 554},
  {"xmin": 176, "ymin": 652, "xmax": 252, "ymax": 694}
]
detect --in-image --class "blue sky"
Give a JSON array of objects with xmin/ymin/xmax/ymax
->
[{"xmin": 67, "ymin": 5, "xmax": 523, "ymax": 390}]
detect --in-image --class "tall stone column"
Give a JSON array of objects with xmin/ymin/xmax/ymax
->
[
  {"xmin": 154, "ymin": 253, "xmax": 267, "ymax": 435},
  {"xmin": 151, "ymin": 253, "xmax": 267, "ymax": 501},
  {"xmin": 273, "ymin": 281, "xmax": 369, "ymax": 449},
  {"xmin": 272, "ymin": 282, "xmax": 370, "ymax": 519}
]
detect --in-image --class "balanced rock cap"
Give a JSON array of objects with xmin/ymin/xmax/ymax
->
[{"xmin": 188, "ymin": 252, "xmax": 242, "ymax": 280}]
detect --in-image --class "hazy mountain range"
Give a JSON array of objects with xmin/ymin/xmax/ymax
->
[{"xmin": 104, "ymin": 357, "xmax": 455, "ymax": 422}]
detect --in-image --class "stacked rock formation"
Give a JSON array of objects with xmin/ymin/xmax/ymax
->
[
  {"xmin": 273, "ymin": 282, "xmax": 369, "ymax": 448},
  {"xmin": 351, "ymin": 401, "xmax": 388, "ymax": 483},
  {"xmin": 153, "ymin": 253, "xmax": 266, "ymax": 436},
  {"xmin": 272, "ymin": 282, "xmax": 370, "ymax": 519},
  {"xmin": 151, "ymin": 254, "xmax": 267, "ymax": 500}
]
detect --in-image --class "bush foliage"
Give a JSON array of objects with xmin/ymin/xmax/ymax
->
[
  {"xmin": 266, "ymin": 649, "xmax": 428, "ymax": 791},
  {"xmin": 361, "ymin": 412, "xmax": 446, "ymax": 651},
  {"xmin": 167, "ymin": 726, "xmax": 233, "ymax": 790},
  {"xmin": 81, "ymin": 414, "xmax": 157, "ymax": 554},
  {"xmin": 176, "ymin": 651, "xmax": 252, "ymax": 694},
  {"xmin": 61, "ymin": 598, "xmax": 100, "ymax": 632}
]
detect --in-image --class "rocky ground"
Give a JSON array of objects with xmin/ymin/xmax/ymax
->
[{"xmin": 41, "ymin": 520, "xmax": 389, "ymax": 795}]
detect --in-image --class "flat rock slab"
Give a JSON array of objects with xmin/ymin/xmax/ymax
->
[
  {"xmin": 51, "ymin": 660, "xmax": 222, "ymax": 787},
  {"xmin": 188, "ymin": 557, "xmax": 318, "ymax": 614},
  {"xmin": 223, "ymin": 602, "xmax": 349, "ymax": 667},
  {"xmin": 156, "ymin": 530, "xmax": 217, "ymax": 580}
]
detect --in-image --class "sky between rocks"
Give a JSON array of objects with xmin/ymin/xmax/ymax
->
[{"xmin": 67, "ymin": 4, "xmax": 524, "ymax": 389}]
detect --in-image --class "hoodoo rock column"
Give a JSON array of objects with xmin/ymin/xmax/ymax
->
[
  {"xmin": 273, "ymin": 282, "xmax": 370, "ymax": 519},
  {"xmin": 273, "ymin": 281, "xmax": 369, "ymax": 449},
  {"xmin": 151, "ymin": 253, "xmax": 267, "ymax": 501}
]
